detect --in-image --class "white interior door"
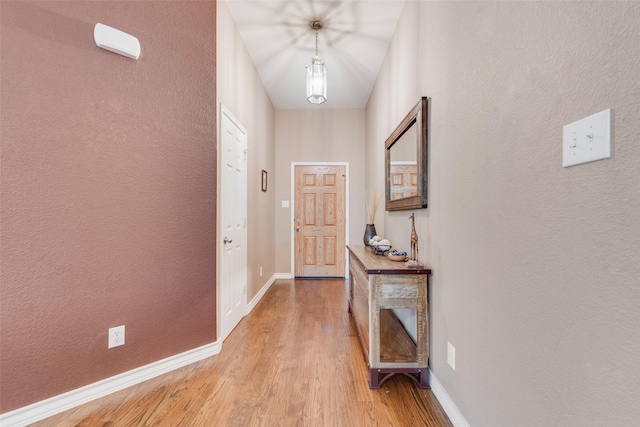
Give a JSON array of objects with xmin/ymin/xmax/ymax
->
[{"xmin": 220, "ymin": 107, "xmax": 247, "ymax": 342}]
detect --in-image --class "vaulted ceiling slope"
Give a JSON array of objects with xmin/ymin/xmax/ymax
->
[{"xmin": 225, "ymin": 0, "xmax": 406, "ymax": 109}]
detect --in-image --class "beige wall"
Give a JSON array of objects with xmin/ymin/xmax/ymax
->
[
  {"xmin": 274, "ymin": 110, "xmax": 366, "ymax": 274},
  {"xmin": 1, "ymin": 1, "xmax": 217, "ymax": 412},
  {"xmin": 368, "ymin": 1, "xmax": 640, "ymax": 426},
  {"xmin": 366, "ymin": 1, "xmax": 420, "ymax": 243},
  {"xmin": 217, "ymin": 1, "xmax": 276, "ymax": 301}
]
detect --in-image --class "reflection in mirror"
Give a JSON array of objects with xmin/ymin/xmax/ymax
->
[
  {"xmin": 385, "ymin": 97, "xmax": 430, "ymax": 211},
  {"xmin": 389, "ymin": 123, "xmax": 418, "ymax": 201}
]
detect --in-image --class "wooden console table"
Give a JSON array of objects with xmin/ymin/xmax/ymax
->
[{"xmin": 347, "ymin": 245, "xmax": 431, "ymax": 389}]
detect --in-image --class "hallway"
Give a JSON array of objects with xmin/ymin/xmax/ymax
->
[{"xmin": 32, "ymin": 279, "xmax": 452, "ymax": 426}]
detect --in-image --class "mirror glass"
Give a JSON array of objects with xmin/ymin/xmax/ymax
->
[
  {"xmin": 388, "ymin": 123, "xmax": 418, "ymax": 201},
  {"xmin": 385, "ymin": 97, "xmax": 429, "ymax": 211}
]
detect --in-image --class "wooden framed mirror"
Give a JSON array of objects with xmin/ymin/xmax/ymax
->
[{"xmin": 385, "ymin": 97, "xmax": 430, "ymax": 211}]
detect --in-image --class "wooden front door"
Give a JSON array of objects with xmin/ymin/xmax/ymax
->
[
  {"xmin": 294, "ymin": 165, "xmax": 346, "ymax": 277},
  {"xmin": 390, "ymin": 163, "xmax": 418, "ymax": 200}
]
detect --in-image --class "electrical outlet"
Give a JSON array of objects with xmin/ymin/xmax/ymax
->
[
  {"xmin": 260, "ymin": 266, "xmax": 263, "ymax": 277},
  {"xmin": 108, "ymin": 325, "xmax": 125, "ymax": 348},
  {"xmin": 447, "ymin": 341, "xmax": 456, "ymax": 371}
]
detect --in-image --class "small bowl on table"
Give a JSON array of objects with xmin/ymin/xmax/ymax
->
[{"xmin": 387, "ymin": 250, "xmax": 408, "ymax": 262}]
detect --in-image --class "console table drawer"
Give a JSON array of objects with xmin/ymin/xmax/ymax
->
[{"xmin": 379, "ymin": 280, "xmax": 419, "ymax": 300}]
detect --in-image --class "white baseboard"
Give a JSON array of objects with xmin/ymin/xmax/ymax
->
[
  {"xmin": 247, "ymin": 274, "xmax": 275, "ymax": 313},
  {"xmin": 246, "ymin": 273, "xmax": 292, "ymax": 314},
  {"xmin": 430, "ymin": 371, "xmax": 471, "ymax": 427},
  {"xmin": 0, "ymin": 341, "xmax": 221, "ymax": 427}
]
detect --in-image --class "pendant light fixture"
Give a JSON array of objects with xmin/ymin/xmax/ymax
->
[{"xmin": 306, "ymin": 20, "xmax": 327, "ymax": 104}]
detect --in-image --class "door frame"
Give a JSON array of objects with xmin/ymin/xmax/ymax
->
[
  {"xmin": 290, "ymin": 162, "xmax": 350, "ymax": 277},
  {"xmin": 217, "ymin": 103, "xmax": 248, "ymax": 342}
]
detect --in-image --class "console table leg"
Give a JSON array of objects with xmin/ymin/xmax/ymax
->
[
  {"xmin": 369, "ymin": 369, "xmax": 381, "ymax": 389},
  {"xmin": 418, "ymin": 369, "xmax": 431, "ymax": 390}
]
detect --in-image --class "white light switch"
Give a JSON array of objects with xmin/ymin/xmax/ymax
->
[
  {"xmin": 281, "ymin": 200, "xmax": 289, "ymax": 208},
  {"xmin": 563, "ymin": 109, "xmax": 611, "ymax": 167}
]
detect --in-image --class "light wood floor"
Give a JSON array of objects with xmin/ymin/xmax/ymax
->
[{"xmin": 32, "ymin": 279, "xmax": 452, "ymax": 427}]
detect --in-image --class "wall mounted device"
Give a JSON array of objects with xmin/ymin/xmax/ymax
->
[{"xmin": 94, "ymin": 23, "xmax": 140, "ymax": 60}]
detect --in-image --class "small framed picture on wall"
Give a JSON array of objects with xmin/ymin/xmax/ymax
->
[{"xmin": 261, "ymin": 170, "xmax": 268, "ymax": 192}]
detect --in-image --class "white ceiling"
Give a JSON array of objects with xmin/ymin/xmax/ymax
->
[{"xmin": 225, "ymin": 0, "xmax": 407, "ymax": 110}]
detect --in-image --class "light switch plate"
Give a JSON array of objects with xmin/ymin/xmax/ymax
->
[
  {"xmin": 563, "ymin": 109, "xmax": 611, "ymax": 167},
  {"xmin": 281, "ymin": 200, "xmax": 289, "ymax": 208}
]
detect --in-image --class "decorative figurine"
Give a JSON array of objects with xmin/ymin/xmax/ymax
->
[{"xmin": 410, "ymin": 213, "xmax": 418, "ymax": 261}]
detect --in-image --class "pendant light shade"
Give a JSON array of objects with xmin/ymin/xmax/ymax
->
[
  {"xmin": 306, "ymin": 21, "xmax": 327, "ymax": 104},
  {"xmin": 307, "ymin": 56, "xmax": 327, "ymax": 104}
]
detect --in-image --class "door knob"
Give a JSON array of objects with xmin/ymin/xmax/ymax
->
[{"xmin": 223, "ymin": 237, "xmax": 233, "ymax": 244}]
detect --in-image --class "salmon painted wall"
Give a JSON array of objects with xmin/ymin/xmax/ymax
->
[{"xmin": 0, "ymin": 1, "xmax": 217, "ymax": 412}]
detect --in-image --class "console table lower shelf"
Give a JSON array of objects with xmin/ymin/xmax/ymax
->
[{"xmin": 347, "ymin": 245, "xmax": 431, "ymax": 390}]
